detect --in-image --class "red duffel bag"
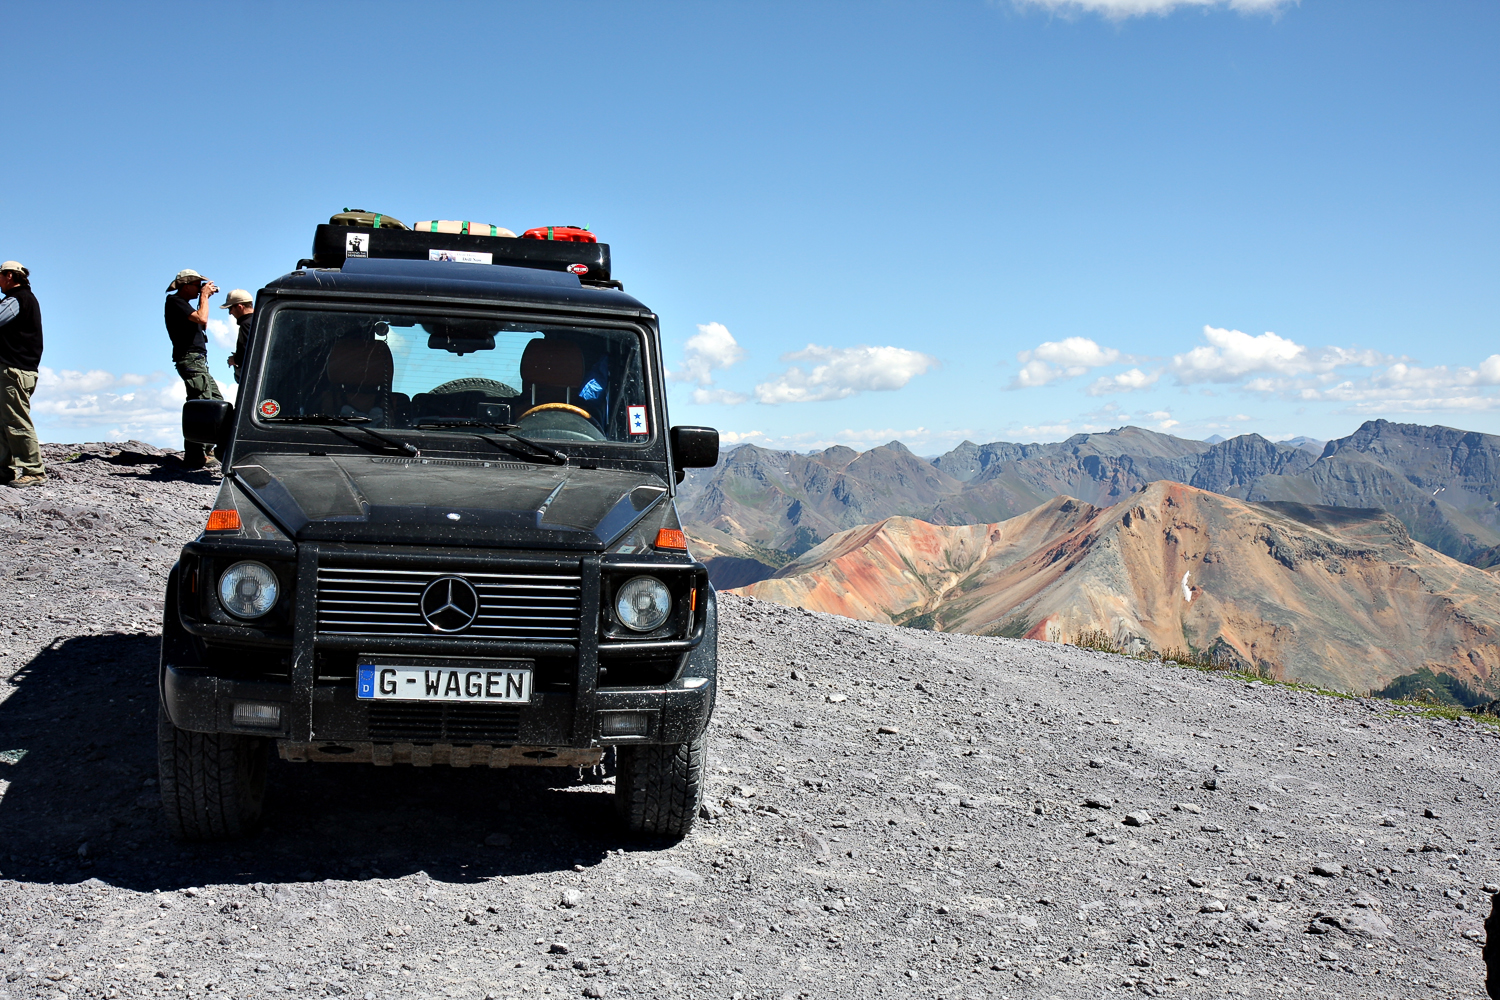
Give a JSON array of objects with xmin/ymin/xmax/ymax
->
[{"xmin": 521, "ymin": 226, "xmax": 597, "ymax": 243}]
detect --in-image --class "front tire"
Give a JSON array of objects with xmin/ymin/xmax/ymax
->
[
  {"xmin": 157, "ymin": 707, "xmax": 268, "ymax": 841},
  {"xmin": 615, "ymin": 738, "xmax": 705, "ymax": 838}
]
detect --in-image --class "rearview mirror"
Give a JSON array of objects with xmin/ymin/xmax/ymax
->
[
  {"xmin": 183, "ymin": 399, "xmax": 235, "ymax": 446},
  {"xmin": 428, "ymin": 333, "xmax": 495, "ymax": 356},
  {"xmin": 670, "ymin": 426, "xmax": 719, "ymax": 468}
]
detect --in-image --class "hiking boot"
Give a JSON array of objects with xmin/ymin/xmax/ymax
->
[{"xmin": 6, "ymin": 474, "xmax": 46, "ymax": 489}]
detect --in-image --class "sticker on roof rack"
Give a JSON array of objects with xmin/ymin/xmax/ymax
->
[
  {"xmin": 429, "ymin": 249, "xmax": 493, "ymax": 265},
  {"xmin": 567, "ymin": 263, "xmax": 590, "ymax": 275},
  {"xmin": 345, "ymin": 232, "xmax": 369, "ymax": 258}
]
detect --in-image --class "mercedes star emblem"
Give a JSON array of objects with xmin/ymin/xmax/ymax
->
[{"xmin": 419, "ymin": 576, "xmax": 480, "ymax": 633}]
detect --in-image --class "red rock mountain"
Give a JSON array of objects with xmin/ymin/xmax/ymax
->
[{"xmin": 732, "ymin": 481, "xmax": 1500, "ymax": 695}]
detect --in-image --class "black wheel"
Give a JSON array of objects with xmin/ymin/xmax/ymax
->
[
  {"xmin": 615, "ymin": 738, "xmax": 705, "ymax": 838},
  {"xmin": 157, "ymin": 706, "xmax": 269, "ymax": 841}
]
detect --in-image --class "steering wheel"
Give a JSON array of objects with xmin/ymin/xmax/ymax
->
[{"xmin": 517, "ymin": 403, "xmax": 606, "ymax": 442}]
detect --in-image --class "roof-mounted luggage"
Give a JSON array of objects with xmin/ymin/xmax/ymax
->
[{"xmin": 302, "ymin": 216, "xmax": 614, "ymax": 286}]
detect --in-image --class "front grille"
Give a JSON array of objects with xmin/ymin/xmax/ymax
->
[
  {"xmin": 367, "ymin": 702, "xmax": 522, "ymax": 743},
  {"xmin": 316, "ymin": 564, "xmax": 582, "ymax": 641}
]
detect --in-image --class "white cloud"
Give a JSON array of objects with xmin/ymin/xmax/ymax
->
[
  {"xmin": 1006, "ymin": 422, "xmax": 1081, "ymax": 442},
  {"xmin": 1341, "ymin": 397, "xmax": 1500, "ymax": 414},
  {"xmin": 33, "ymin": 366, "xmax": 237, "ymax": 446},
  {"xmin": 207, "ymin": 318, "xmax": 238, "ymax": 352},
  {"xmin": 718, "ymin": 430, "xmax": 771, "ymax": 445},
  {"xmin": 1011, "ymin": 337, "xmax": 1129, "ymax": 389},
  {"xmin": 690, "ymin": 387, "xmax": 750, "ymax": 406},
  {"xmin": 754, "ymin": 344, "xmax": 938, "ymax": 404},
  {"xmin": 1013, "ymin": 0, "xmax": 1293, "ymax": 18},
  {"xmin": 1235, "ymin": 353, "xmax": 1500, "ymax": 414},
  {"xmin": 1011, "ymin": 360, "xmax": 1068, "ymax": 389},
  {"xmin": 1021, "ymin": 337, "xmax": 1121, "ymax": 369},
  {"xmin": 1171, "ymin": 326, "xmax": 1389, "ymax": 385},
  {"xmin": 1086, "ymin": 367, "xmax": 1160, "ymax": 395},
  {"xmin": 670, "ymin": 322, "xmax": 745, "ymax": 386}
]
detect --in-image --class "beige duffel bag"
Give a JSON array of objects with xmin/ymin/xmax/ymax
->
[{"xmin": 414, "ymin": 220, "xmax": 516, "ymax": 238}]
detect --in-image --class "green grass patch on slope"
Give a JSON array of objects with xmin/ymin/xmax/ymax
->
[{"xmin": 1373, "ymin": 667, "xmax": 1491, "ymax": 709}]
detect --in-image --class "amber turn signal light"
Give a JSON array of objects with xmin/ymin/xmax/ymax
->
[
  {"xmin": 653, "ymin": 528, "xmax": 687, "ymax": 550},
  {"xmin": 205, "ymin": 509, "xmax": 241, "ymax": 532}
]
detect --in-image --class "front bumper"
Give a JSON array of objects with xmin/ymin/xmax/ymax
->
[
  {"xmin": 161, "ymin": 659, "xmax": 716, "ymax": 748},
  {"xmin": 159, "ymin": 544, "xmax": 717, "ymax": 758}
]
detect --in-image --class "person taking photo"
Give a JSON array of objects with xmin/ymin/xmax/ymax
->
[{"xmin": 165, "ymin": 268, "xmax": 224, "ymax": 470}]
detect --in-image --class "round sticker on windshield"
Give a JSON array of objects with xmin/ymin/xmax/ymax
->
[
  {"xmin": 258, "ymin": 399, "xmax": 281, "ymax": 418},
  {"xmin": 567, "ymin": 263, "xmax": 589, "ymax": 275}
]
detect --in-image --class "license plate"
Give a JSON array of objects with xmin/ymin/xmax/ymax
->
[{"xmin": 356, "ymin": 663, "xmax": 533, "ymax": 703}]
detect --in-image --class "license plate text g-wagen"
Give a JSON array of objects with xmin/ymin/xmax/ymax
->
[{"xmin": 356, "ymin": 664, "xmax": 533, "ymax": 703}]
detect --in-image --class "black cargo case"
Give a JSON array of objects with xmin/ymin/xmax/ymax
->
[{"xmin": 307, "ymin": 224, "xmax": 611, "ymax": 281}]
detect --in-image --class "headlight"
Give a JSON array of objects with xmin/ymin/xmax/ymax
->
[
  {"xmin": 218, "ymin": 561, "xmax": 280, "ymax": 619},
  {"xmin": 615, "ymin": 576, "xmax": 672, "ymax": 632}
]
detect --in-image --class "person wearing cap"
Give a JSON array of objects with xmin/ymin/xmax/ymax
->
[
  {"xmin": 165, "ymin": 269, "xmax": 224, "ymax": 470},
  {"xmin": 0, "ymin": 262, "xmax": 46, "ymax": 488},
  {"xmin": 221, "ymin": 288, "xmax": 253, "ymax": 382}
]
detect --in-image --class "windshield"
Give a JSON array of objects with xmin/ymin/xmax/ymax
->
[{"xmin": 255, "ymin": 308, "xmax": 651, "ymax": 444}]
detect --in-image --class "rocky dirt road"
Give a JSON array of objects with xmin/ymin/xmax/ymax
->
[{"xmin": 0, "ymin": 445, "xmax": 1495, "ymax": 999}]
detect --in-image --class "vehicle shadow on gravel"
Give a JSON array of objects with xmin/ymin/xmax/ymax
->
[
  {"xmin": 64, "ymin": 448, "xmax": 220, "ymax": 483},
  {"xmin": 0, "ymin": 634, "xmax": 651, "ymax": 892}
]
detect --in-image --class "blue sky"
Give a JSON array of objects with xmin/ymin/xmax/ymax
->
[{"xmin": 2, "ymin": 0, "xmax": 1495, "ymax": 454}]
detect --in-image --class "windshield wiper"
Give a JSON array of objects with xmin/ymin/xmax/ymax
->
[
  {"xmin": 414, "ymin": 418, "xmax": 567, "ymax": 465},
  {"xmin": 266, "ymin": 414, "xmax": 420, "ymax": 457}
]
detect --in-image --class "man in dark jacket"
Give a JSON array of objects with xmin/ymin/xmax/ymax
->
[
  {"xmin": 0, "ymin": 261, "xmax": 45, "ymax": 488},
  {"xmin": 221, "ymin": 288, "xmax": 253, "ymax": 382},
  {"xmin": 165, "ymin": 268, "xmax": 223, "ymax": 469}
]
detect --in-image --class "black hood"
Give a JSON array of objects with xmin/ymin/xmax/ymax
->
[{"xmin": 231, "ymin": 453, "xmax": 669, "ymax": 550}]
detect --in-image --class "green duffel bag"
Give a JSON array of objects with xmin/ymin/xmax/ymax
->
[{"xmin": 329, "ymin": 208, "xmax": 408, "ymax": 230}]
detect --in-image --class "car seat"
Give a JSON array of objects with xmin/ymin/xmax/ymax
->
[
  {"xmin": 321, "ymin": 337, "xmax": 395, "ymax": 423},
  {"xmin": 520, "ymin": 338, "xmax": 587, "ymax": 414}
]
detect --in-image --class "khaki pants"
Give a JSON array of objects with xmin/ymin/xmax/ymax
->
[
  {"xmin": 175, "ymin": 353, "xmax": 224, "ymax": 466},
  {"xmin": 0, "ymin": 367, "xmax": 43, "ymax": 479}
]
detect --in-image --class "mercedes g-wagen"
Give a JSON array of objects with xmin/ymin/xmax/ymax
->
[{"xmin": 158, "ymin": 218, "xmax": 720, "ymax": 841}]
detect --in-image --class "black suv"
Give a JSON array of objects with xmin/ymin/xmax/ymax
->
[{"xmin": 159, "ymin": 222, "xmax": 719, "ymax": 841}]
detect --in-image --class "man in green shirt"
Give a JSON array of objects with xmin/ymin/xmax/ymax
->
[{"xmin": 165, "ymin": 269, "xmax": 223, "ymax": 470}]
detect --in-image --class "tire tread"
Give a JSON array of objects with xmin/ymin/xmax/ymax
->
[
  {"xmin": 615, "ymin": 738, "xmax": 704, "ymax": 838},
  {"xmin": 157, "ymin": 707, "xmax": 266, "ymax": 841}
]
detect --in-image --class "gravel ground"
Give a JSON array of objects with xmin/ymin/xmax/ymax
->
[{"xmin": 0, "ymin": 444, "xmax": 1495, "ymax": 998}]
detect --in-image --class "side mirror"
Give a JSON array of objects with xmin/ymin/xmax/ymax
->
[
  {"xmin": 670, "ymin": 425, "xmax": 719, "ymax": 469},
  {"xmin": 183, "ymin": 399, "xmax": 235, "ymax": 446}
]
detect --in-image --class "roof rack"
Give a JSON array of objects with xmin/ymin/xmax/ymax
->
[{"xmin": 299, "ymin": 224, "xmax": 617, "ymax": 287}]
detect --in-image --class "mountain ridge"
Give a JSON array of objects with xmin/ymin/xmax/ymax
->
[{"xmin": 682, "ymin": 419, "xmax": 1500, "ymax": 587}]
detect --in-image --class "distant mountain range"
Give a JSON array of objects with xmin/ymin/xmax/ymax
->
[
  {"xmin": 732, "ymin": 482, "xmax": 1500, "ymax": 697},
  {"xmin": 681, "ymin": 419, "xmax": 1500, "ymax": 588}
]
